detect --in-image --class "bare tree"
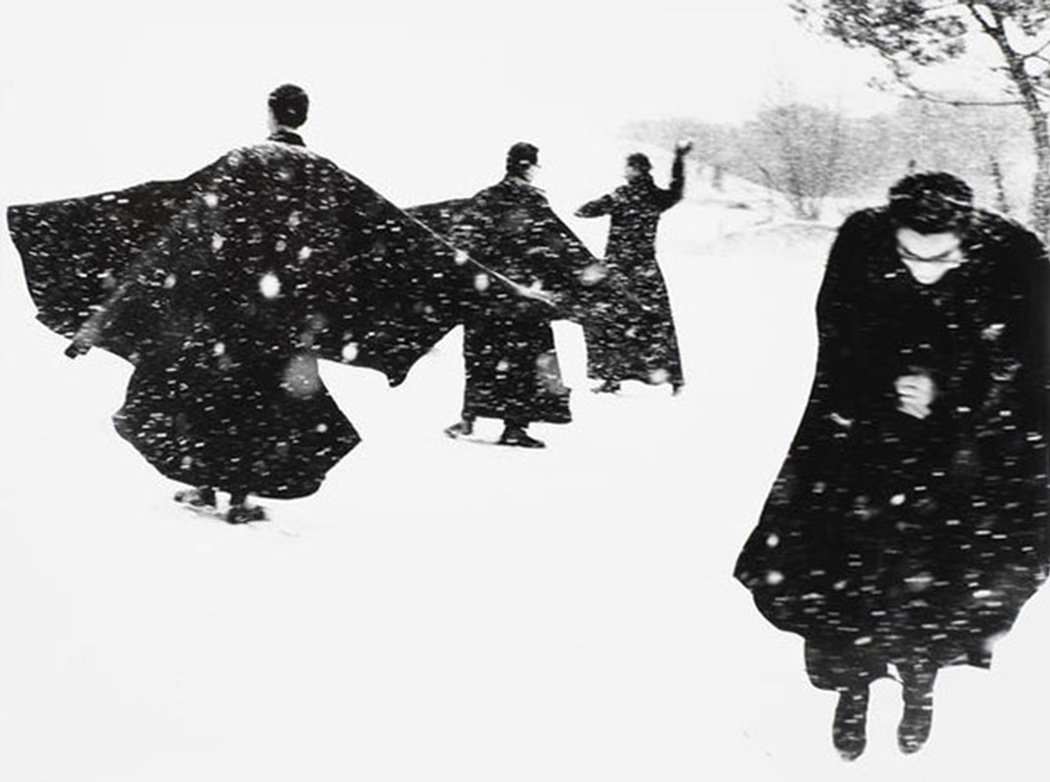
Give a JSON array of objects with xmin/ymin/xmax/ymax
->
[
  {"xmin": 791, "ymin": 0, "xmax": 1050, "ymax": 238},
  {"xmin": 744, "ymin": 102, "xmax": 848, "ymax": 220}
]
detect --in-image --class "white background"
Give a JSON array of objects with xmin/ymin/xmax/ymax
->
[{"xmin": 1, "ymin": 2, "xmax": 1047, "ymax": 780}]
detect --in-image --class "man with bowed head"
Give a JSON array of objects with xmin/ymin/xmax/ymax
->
[{"xmin": 734, "ymin": 171, "xmax": 1050, "ymax": 760}]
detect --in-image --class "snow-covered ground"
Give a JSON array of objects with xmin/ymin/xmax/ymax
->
[{"xmin": 2, "ymin": 142, "xmax": 1049, "ymax": 782}]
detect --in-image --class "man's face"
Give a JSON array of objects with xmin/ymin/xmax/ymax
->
[{"xmin": 895, "ymin": 227, "xmax": 965, "ymax": 285}]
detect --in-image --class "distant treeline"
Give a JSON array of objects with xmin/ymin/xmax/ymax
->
[{"xmin": 626, "ymin": 100, "xmax": 1032, "ymax": 220}]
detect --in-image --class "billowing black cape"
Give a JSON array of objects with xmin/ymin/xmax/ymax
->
[
  {"xmin": 409, "ymin": 179, "xmax": 601, "ymax": 425},
  {"xmin": 734, "ymin": 207, "xmax": 1050, "ymax": 670},
  {"xmin": 9, "ymin": 142, "xmax": 475, "ymax": 497},
  {"xmin": 575, "ymin": 152, "xmax": 686, "ymax": 387}
]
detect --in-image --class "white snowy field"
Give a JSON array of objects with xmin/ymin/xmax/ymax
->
[{"xmin": 2, "ymin": 152, "xmax": 1049, "ymax": 782}]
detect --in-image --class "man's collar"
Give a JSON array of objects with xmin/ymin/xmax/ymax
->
[{"xmin": 268, "ymin": 126, "xmax": 305, "ymax": 146}]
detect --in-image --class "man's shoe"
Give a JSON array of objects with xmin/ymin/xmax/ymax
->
[
  {"xmin": 897, "ymin": 702, "xmax": 933, "ymax": 754},
  {"xmin": 174, "ymin": 486, "xmax": 217, "ymax": 508},
  {"xmin": 898, "ymin": 663, "xmax": 936, "ymax": 754},
  {"xmin": 497, "ymin": 428, "xmax": 545, "ymax": 448},
  {"xmin": 832, "ymin": 688, "xmax": 869, "ymax": 762},
  {"xmin": 226, "ymin": 504, "xmax": 268, "ymax": 525},
  {"xmin": 444, "ymin": 420, "xmax": 474, "ymax": 438}
]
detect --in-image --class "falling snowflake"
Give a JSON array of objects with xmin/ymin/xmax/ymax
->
[
  {"xmin": 580, "ymin": 263, "xmax": 607, "ymax": 285},
  {"xmin": 454, "ymin": 250, "xmax": 469, "ymax": 266},
  {"xmin": 298, "ymin": 246, "xmax": 312, "ymax": 260},
  {"xmin": 259, "ymin": 272, "xmax": 281, "ymax": 299},
  {"xmin": 474, "ymin": 273, "xmax": 490, "ymax": 292},
  {"xmin": 203, "ymin": 192, "xmax": 219, "ymax": 208},
  {"xmin": 341, "ymin": 342, "xmax": 359, "ymax": 362},
  {"xmin": 765, "ymin": 533, "xmax": 780, "ymax": 548},
  {"xmin": 163, "ymin": 273, "xmax": 177, "ymax": 289},
  {"xmin": 766, "ymin": 571, "xmax": 784, "ymax": 585},
  {"xmin": 211, "ymin": 233, "xmax": 225, "ymax": 251},
  {"xmin": 649, "ymin": 368, "xmax": 670, "ymax": 385},
  {"xmin": 904, "ymin": 572, "xmax": 934, "ymax": 591}
]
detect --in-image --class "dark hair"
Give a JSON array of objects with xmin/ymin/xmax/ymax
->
[
  {"xmin": 505, "ymin": 142, "xmax": 539, "ymax": 177},
  {"xmin": 626, "ymin": 153, "xmax": 652, "ymax": 173},
  {"xmin": 268, "ymin": 84, "xmax": 309, "ymax": 129},
  {"xmin": 888, "ymin": 171, "xmax": 974, "ymax": 233}
]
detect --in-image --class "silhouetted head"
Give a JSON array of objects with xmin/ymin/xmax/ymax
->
[
  {"xmin": 888, "ymin": 172, "xmax": 973, "ymax": 233},
  {"xmin": 626, "ymin": 153, "xmax": 652, "ymax": 173},
  {"xmin": 268, "ymin": 84, "xmax": 310, "ymax": 129},
  {"xmin": 506, "ymin": 142, "xmax": 540, "ymax": 180},
  {"xmin": 625, "ymin": 152, "xmax": 652, "ymax": 182}
]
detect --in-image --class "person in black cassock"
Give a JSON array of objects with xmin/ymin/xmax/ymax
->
[
  {"xmin": 734, "ymin": 172, "xmax": 1050, "ymax": 760},
  {"xmin": 8, "ymin": 84, "xmax": 472, "ymax": 523},
  {"xmin": 574, "ymin": 140, "xmax": 692, "ymax": 394},
  {"xmin": 147, "ymin": 83, "xmax": 326, "ymax": 522},
  {"xmin": 156, "ymin": 83, "xmax": 328, "ymax": 521},
  {"xmin": 437, "ymin": 142, "xmax": 581, "ymax": 449}
]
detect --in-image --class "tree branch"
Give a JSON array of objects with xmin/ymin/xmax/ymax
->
[
  {"xmin": 871, "ymin": 44, "xmax": 1022, "ymax": 106},
  {"xmin": 1028, "ymin": 37, "xmax": 1050, "ymax": 59},
  {"xmin": 896, "ymin": 91, "xmax": 1024, "ymax": 106},
  {"xmin": 963, "ymin": 1, "xmax": 1002, "ymax": 34}
]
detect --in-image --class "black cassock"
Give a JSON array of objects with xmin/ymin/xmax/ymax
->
[
  {"xmin": 409, "ymin": 178, "xmax": 600, "ymax": 426},
  {"xmin": 734, "ymin": 207, "xmax": 1050, "ymax": 684},
  {"xmin": 575, "ymin": 154, "xmax": 686, "ymax": 388},
  {"xmin": 9, "ymin": 140, "xmax": 473, "ymax": 498}
]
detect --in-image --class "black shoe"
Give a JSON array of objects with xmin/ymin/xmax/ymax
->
[
  {"xmin": 897, "ymin": 669, "xmax": 935, "ymax": 754},
  {"xmin": 497, "ymin": 428, "xmax": 545, "ymax": 448},
  {"xmin": 898, "ymin": 702, "xmax": 933, "ymax": 754},
  {"xmin": 444, "ymin": 419, "xmax": 474, "ymax": 438},
  {"xmin": 833, "ymin": 688, "xmax": 869, "ymax": 762},
  {"xmin": 592, "ymin": 379, "xmax": 621, "ymax": 394},
  {"xmin": 226, "ymin": 504, "xmax": 267, "ymax": 525},
  {"xmin": 174, "ymin": 486, "xmax": 216, "ymax": 508}
]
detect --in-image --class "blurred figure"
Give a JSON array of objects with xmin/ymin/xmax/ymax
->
[
  {"xmin": 575, "ymin": 140, "xmax": 692, "ymax": 394},
  {"xmin": 734, "ymin": 172, "xmax": 1049, "ymax": 760}
]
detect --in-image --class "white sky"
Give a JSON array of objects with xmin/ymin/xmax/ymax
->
[{"xmin": 0, "ymin": 1, "xmax": 899, "ymax": 203}]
